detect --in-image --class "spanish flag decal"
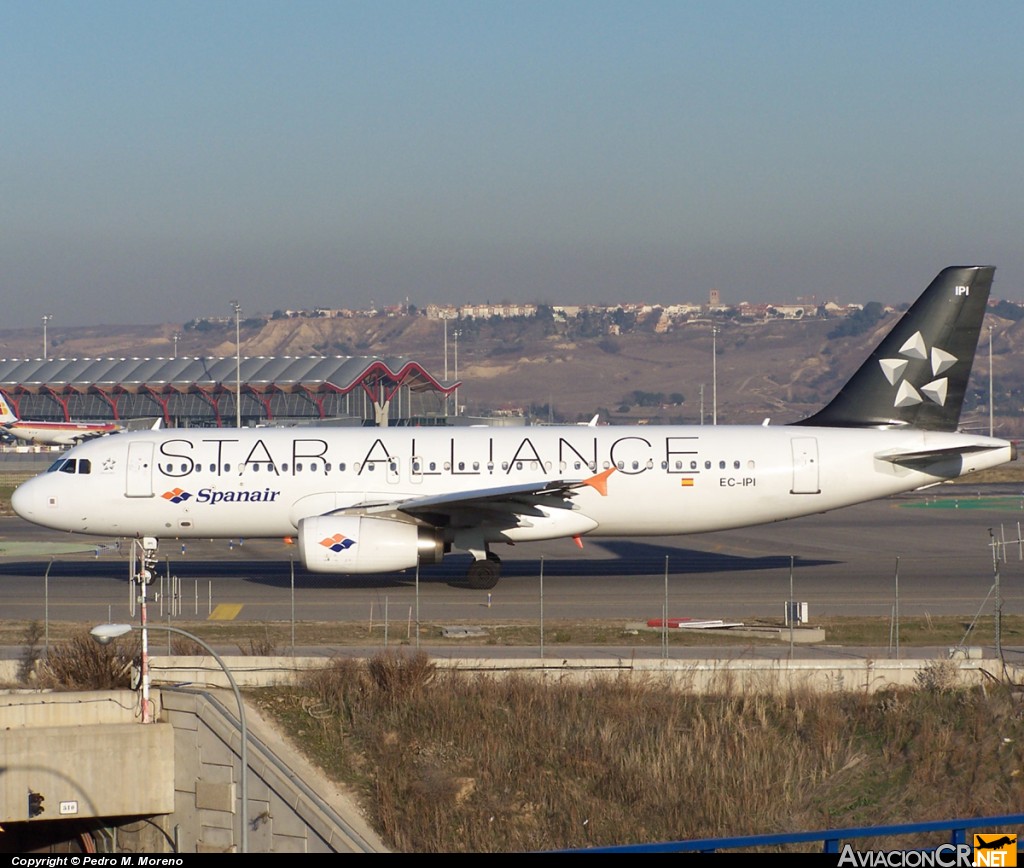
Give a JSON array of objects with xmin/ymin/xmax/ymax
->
[{"xmin": 681, "ymin": 478, "xmax": 695, "ymax": 487}]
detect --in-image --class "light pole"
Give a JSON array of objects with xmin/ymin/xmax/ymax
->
[
  {"xmin": 41, "ymin": 315, "xmax": 52, "ymax": 360},
  {"xmin": 230, "ymin": 301, "xmax": 241, "ymax": 427},
  {"xmin": 172, "ymin": 333, "xmax": 180, "ymax": 360},
  {"xmin": 443, "ymin": 318, "xmax": 449, "ymax": 418},
  {"xmin": 453, "ymin": 328, "xmax": 462, "ymax": 416},
  {"xmin": 711, "ymin": 324, "xmax": 719, "ymax": 425},
  {"xmin": 989, "ymin": 324, "xmax": 994, "ymax": 437},
  {"xmin": 91, "ymin": 621, "xmax": 249, "ymax": 853}
]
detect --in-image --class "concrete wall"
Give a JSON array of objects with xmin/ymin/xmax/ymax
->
[
  {"xmin": 143, "ymin": 653, "xmax": 1023, "ymax": 693},
  {"xmin": 0, "ymin": 686, "xmax": 387, "ymax": 853},
  {"xmin": 156, "ymin": 690, "xmax": 385, "ymax": 853},
  {"xmin": 0, "ymin": 690, "xmax": 174, "ymax": 824}
]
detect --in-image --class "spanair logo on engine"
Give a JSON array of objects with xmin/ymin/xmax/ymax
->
[
  {"xmin": 161, "ymin": 487, "xmax": 280, "ymax": 505},
  {"xmin": 320, "ymin": 533, "xmax": 356, "ymax": 553},
  {"xmin": 878, "ymin": 330, "xmax": 957, "ymax": 409}
]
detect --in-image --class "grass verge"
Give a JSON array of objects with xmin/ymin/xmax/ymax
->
[
  {"xmin": 250, "ymin": 652, "xmax": 1024, "ymax": 852},
  {"xmin": 1, "ymin": 613, "xmax": 1022, "ymax": 652}
]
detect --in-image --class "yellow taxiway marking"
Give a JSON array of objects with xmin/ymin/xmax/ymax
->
[{"xmin": 208, "ymin": 604, "xmax": 243, "ymax": 621}]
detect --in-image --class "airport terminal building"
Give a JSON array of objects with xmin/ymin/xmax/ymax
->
[{"xmin": 0, "ymin": 355, "xmax": 458, "ymax": 429}]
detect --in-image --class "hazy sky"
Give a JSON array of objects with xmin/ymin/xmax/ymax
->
[{"xmin": 4, "ymin": 1, "xmax": 1024, "ymax": 327}]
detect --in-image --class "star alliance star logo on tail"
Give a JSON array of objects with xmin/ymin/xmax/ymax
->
[
  {"xmin": 320, "ymin": 533, "xmax": 356, "ymax": 553},
  {"xmin": 161, "ymin": 488, "xmax": 192, "ymax": 503},
  {"xmin": 879, "ymin": 330, "xmax": 958, "ymax": 410}
]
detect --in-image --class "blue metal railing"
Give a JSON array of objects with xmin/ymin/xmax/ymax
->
[{"xmin": 572, "ymin": 813, "xmax": 1024, "ymax": 853}]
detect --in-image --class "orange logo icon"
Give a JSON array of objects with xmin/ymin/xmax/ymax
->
[{"xmin": 974, "ymin": 834, "xmax": 1017, "ymax": 867}]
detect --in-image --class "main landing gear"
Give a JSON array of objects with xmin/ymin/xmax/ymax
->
[{"xmin": 467, "ymin": 551, "xmax": 501, "ymax": 590}]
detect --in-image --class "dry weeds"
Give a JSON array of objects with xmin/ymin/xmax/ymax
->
[{"xmin": 252, "ymin": 652, "xmax": 1024, "ymax": 853}]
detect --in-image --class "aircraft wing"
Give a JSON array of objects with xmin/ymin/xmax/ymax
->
[
  {"xmin": 68, "ymin": 430, "xmax": 115, "ymax": 444},
  {"xmin": 329, "ymin": 469, "xmax": 615, "ymax": 524}
]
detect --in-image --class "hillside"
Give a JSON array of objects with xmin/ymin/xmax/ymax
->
[{"xmin": 2, "ymin": 310, "xmax": 1022, "ymax": 433}]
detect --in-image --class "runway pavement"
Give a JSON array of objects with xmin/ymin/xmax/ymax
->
[{"xmin": 1, "ymin": 486, "xmax": 1022, "ymax": 648}]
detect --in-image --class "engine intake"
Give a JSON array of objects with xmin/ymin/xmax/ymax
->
[{"xmin": 298, "ymin": 515, "xmax": 444, "ymax": 574}]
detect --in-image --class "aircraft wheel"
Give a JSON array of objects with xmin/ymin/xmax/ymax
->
[{"xmin": 467, "ymin": 558, "xmax": 500, "ymax": 590}]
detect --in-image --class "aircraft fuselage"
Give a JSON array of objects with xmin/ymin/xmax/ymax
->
[{"xmin": 11, "ymin": 424, "xmax": 1013, "ymax": 541}]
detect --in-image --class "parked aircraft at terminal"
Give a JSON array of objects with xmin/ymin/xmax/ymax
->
[
  {"xmin": 0, "ymin": 395, "xmax": 121, "ymax": 446},
  {"xmin": 11, "ymin": 267, "xmax": 1016, "ymax": 589}
]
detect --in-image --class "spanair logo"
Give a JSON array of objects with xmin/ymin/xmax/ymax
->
[
  {"xmin": 878, "ymin": 330, "xmax": 957, "ymax": 410},
  {"xmin": 974, "ymin": 834, "xmax": 1017, "ymax": 867},
  {"xmin": 320, "ymin": 533, "xmax": 356, "ymax": 553},
  {"xmin": 161, "ymin": 487, "xmax": 280, "ymax": 504}
]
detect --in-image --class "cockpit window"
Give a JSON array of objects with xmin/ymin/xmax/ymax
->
[{"xmin": 47, "ymin": 458, "xmax": 92, "ymax": 475}]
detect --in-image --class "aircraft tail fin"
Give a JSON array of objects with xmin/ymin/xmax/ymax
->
[
  {"xmin": 0, "ymin": 394, "xmax": 18, "ymax": 425},
  {"xmin": 794, "ymin": 266, "xmax": 994, "ymax": 431}
]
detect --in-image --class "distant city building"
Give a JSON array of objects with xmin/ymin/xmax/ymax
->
[{"xmin": 249, "ymin": 292, "xmax": 866, "ymax": 328}]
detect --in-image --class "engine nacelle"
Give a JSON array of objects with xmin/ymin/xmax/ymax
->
[{"xmin": 298, "ymin": 515, "xmax": 444, "ymax": 574}]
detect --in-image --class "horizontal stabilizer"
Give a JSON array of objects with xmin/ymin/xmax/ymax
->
[{"xmin": 875, "ymin": 443, "xmax": 1007, "ymax": 468}]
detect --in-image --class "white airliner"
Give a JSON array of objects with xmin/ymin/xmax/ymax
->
[
  {"xmin": 0, "ymin": 396, "xmax": 120, "ymax": 447},
  {"xmin": 11, "ymin": 266, "xmax": 1016, "ymax": 589}
]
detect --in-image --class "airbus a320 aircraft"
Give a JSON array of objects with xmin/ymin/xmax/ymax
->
[
  {"xmin": 0, "ymin": 396, "xmax": 120, "ymax": 446},
  {"xmin": 11, "ymin": 266, "xmax": 1016, "ymax": 589}
]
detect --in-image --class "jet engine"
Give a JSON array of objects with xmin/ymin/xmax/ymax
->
[{"xmin": 298, "ymin": 515, "xmax": 444, "ymax": 573}]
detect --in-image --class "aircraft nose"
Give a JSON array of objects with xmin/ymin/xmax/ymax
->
[{"xmin": 11, "ymin": 478, "xmax": 38, "ymax": 520}]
